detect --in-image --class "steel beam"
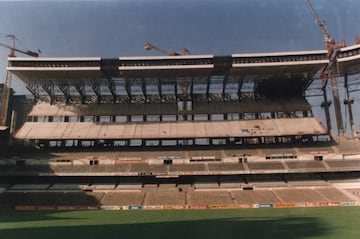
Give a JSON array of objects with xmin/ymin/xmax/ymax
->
[
  {"xmin": 158, "ymin": 78, "xmax": 162, "ymax": 102},
  {"xmin": 237, "ymin": 79, "xmax": 244, "ymax": 101},
  {"xmin": 59, "ymin": 84, "xmax": 70, "ymax": 104},
  {"xmin": 141, "ymin": 78, "xmax": 147, "ymax": 102},
  {"xmin": 206, "ymin": 76, "xmax": 210, "ymax": 101},
  {"xmin": 124, "ymin": 78, "xmax": 132, "ymax": 102},
  {"xmin": 42, "ymin": 83, "xmax": 54, "ymax": 105},
  {"xmin": 190, "ymin": 77, "xmax": 194, "ymax": 101},
  {"xmin": 344, "ymin": 74, "xmax": 356, "ymax": 137},
  {"xmin": 330, "ymin": 75, "xmax": 344, "ymax": 137},
  {"xmin": 108, "ymin": 82, "xmax": 117, "ymax": 104},
  {"xmin": 92, "ymin": 84, "xmax": 101, "ymax": 104},
  {"xmin": 322, "ymin": 87, "xmax": 332, "ymax": 134},
  {"xmin": 75, "ymin": 84, "xmax": 85, "ymax": 104},
  {"xmin": 26, "ymin": 83, "xmax": 39, "ymax": 102},
  {"xmin": 222, "ymin": 75, "xmax": 228, "ymax": 100}
]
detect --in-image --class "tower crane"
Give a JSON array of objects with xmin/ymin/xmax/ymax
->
[
  {"xmin": 144, "ymin": 42, "xmax": 191, "ymax": 111},
  {"xmin": 304, "ymin": 0, "xmax": 335, "ymax": 57},
  {"xmin": 144, "ymin": 42, "xmax": 190, "ymax": 56},
  {"xmin": 0, "ymin": 35, "xmax": 39, "ymax": 127},
  {"xmin": 304, "ymin": 0, "xmax": 345, "ymax": 138}
]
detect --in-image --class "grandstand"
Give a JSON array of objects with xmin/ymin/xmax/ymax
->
[
  {"xmin": 8, "ymin": 51, "xmax": 333, "ymax": 148},
  {"xmin": 1, "ymin": 177, "xmax": 358, "ymax": 209},
  {"xmin": 2, "ymin": 42, "xmax": 360, "ymax": 210}
]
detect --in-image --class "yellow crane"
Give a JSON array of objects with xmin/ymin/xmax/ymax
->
[
  {"xmin": 0, "ymin": 34, "xmax": 39, "ymax": 127},
  {"xmin": 144, "ymin": 42, "xmax": 190, "ymax": 56},
  {"xmin": 144, "ymin": 42, "xmax": 191, "ymax": 111}
]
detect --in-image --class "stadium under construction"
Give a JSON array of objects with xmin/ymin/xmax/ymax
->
[
  {"xmin": 0, "ymin": 43, "xmax": 360, "ymax": 209},
  {"xmin": 5, "ymin": 44, "xmax": 360, "ymax": 147},
  {"xmin": 1, "ymin": 0, "xmax": 360, "ymax": 210}
]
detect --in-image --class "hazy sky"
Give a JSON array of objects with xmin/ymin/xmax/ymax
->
[
  {"xmin": 1, "ymin": 0, "xmax": 360, "ymax": 67},
  {"xmin": 1, "ymin": 0, "xmax": 359, "ymax": 57},
  {"xmin": 1, "ymin": 0, "xmax": 360, "ymax": 82}
]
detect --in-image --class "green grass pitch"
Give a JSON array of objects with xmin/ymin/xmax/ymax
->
[{"xmin": 0, "ymin": 207, "xmax": 359, "ymax": 239}]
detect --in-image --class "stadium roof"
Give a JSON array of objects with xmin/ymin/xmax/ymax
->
[
  {"xmin": 6, "ymin": 50, "xmax": 327, "ymax": 83},
  {"xmin": 6, "ymin": 44, "xmax": 360, "ymax": 85}
]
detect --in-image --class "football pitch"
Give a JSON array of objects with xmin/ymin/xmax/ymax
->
[{"xmin": 0, "ymin": 207, "xmax": 359, "ymax": 239}]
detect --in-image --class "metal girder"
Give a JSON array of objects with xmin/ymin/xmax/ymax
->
[
  {"xmin": 303, "ymin": 77, "xmax": 314, "ymax": 92},
  {"xmin": 42, "ymin": 83, "xmax": 54, "ymax": 104},
  {"xmin": 330, "ymin": 75, "xmax": 344, "ymax": 136},
  {"xmin": 108, "ymin": 82, "xmax": 117, "ymax": 104},
  {"xmin": 101, "ymin": 59, "xmax": 119, "ymax": 103},
  {"xmin": 59, "ymin": 84, "xmax": 70, "ymax": 104},
  {"xmin": 174, "ymin": 80, "xmax": 178, "ymax": 101},
  {"xmin": 190, "ymin": 77, "xmax": 194, "ymax": 100},
  {"xmin": 179, "ymin": 78, "xmax": 188, "ymax": 101},
  {"xmin": 75, "ymin": 84, "xmax": 85, "ymax": 104},
  {"xmin": 222, "ymin": 75, "xmax": 228, "ymax": 100},
  {"xmin": 141, "ymin": 78, "xmax": 147, "ymax": 102},
  {"xmin": 322, "ymin": 84, "xmax": 332, "ymax": 134},
  {"xmin": 237, "ymin": 79, "xmax": 244, "ymax": 100},
  {"xmin": 92, "ymin": 84, "xmax": 101, "ymax": 104},
  {"xmin": 344, "ymin": 74, "xmax": 356, "ymax": 137},
  {"xmin": 124, "ymin": 78, "xmax": 132, "ymax": 102},
  {"xmin": 206, "ymin": 76, "xmax": 210, "ymax": 101},
  {"xmin": 158, "ymin": 78, "xmax": 163, "ymax": 101},
  {"xmin": 26, "ymin": 82, "xmax": 39, "ymax": 101}
]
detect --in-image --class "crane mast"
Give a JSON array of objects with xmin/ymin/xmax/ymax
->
[
  {"xmin": 304, "ymin": 0, "xmax": 344, "ymax": 138},
  {"xmin": 304, "ymin": 0, "xmax": 334, "ymax": 50},
  {"xmin": 0, "ymin": 35, "xmax": 39, "ymax": 128}
]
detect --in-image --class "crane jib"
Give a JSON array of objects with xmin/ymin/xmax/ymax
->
[{"xmin": 0, "ymin": 42, "xmax": 39, "ymax": 57}]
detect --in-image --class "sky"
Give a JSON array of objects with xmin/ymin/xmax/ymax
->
[{"xmin": 1, "ymin": 0, "xmax": 360, "ymax": 134}]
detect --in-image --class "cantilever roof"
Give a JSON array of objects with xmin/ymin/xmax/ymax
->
[
  {"xmin": 14, "ymin": 117, "xmax": 326, "ymax": 140},
  {"xmin": 7, "ymin": 44, "xmax": 360, "ymax": 87},
  {"xmin": 6, "ymin": 49, "xmax": 330, "ymax": 83}
]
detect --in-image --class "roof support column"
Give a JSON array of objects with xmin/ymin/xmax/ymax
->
[
  {"xmin": 158, "ymin": 78, "xmax": 162, "ymax": 102},
  {"xmin": 222, "ymin": 75, "xmax": 228, "ymax": 100},
  {"xmin": 108, "ymin": 82, "xmax": 117, "ymax": 104},
  {"xmin": 344, "ymin": 74, "xmax": 356, "ymax": 137},
  {"xmin": 206, "ymin": 76, "xmax": 210, "ymax": 101},
  {"xmin": 75, "ymin": 84, "xmax": 85, "ymax": 104},
  {"xmin": 180, "ymin": 78, "xmax": 188, "ymax": 111},
  {"xmin": 142, "ymin": 78, "xmax": 147, "ymax": 103},
  {"xmin": 174, "ymin": 80, "xmax": 178, "ymax": 101},
  {"xmin": 92, "ymin": 84, "xmax": 101, "ymax": 104},
  {"xmin": 124, "ymin": 78, "xmax": 132, "ymax": 103},
  {"xmin": 190, "ymin": 77, "xmax": 194, "ymax": 101},
  {"xmin": 59, "ymin": 84, "xmax": 70, "ymax": 104},
  {"xmin": 322, "ymin": 86, "xmax": 332, "ymax": 134},
  {"xmin": 26, "ymin": 82, "xmax": 39, "ymax": 102},
  {"xmin": 42, "ymin": 83, "xmax": 54, "ymax": 105},
  {"xmin": 237, "ymin": 79, "xmax": 244, "ymax": 101},
  {"xmin": 330, "ymin": 75, "xmax": 344, "ymax": 137}
]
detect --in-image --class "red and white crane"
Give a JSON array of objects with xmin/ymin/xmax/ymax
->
[{"xmin": 304, "ymin": 0, "xmax": 345, "ymax": 137}]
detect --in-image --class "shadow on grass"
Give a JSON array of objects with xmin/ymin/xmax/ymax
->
[{"xmin": 0, "ymin": 214, "xmax": 329, "ymax": 239}]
